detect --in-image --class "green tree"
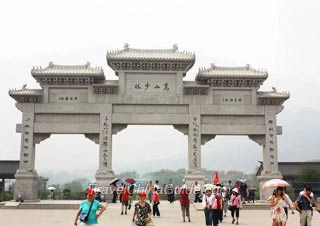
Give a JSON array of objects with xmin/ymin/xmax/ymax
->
[
  {"xmin": 143, "ymin": 169, "xmax": 186, "ymax": 185},
  {"xmin": 63, "ymin": 178, "xmax": 88, "ymax": 192},
  {"xmin": 297, "ymin": 166, "xmax": 320, "ymax": 182},
  {"xmin": 116, "ymin": 171, "xmax": 140, "ymax": 179},
  {"xmin": 62, "ymin": 188, "xmax": 71, "ymax": 200}
]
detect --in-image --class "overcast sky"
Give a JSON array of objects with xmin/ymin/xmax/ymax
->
[{"xmin": 1, "ymin": 0, "xmax": 320, "ymax": 177}]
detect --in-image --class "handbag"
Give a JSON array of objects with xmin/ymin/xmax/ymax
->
[
  {"xmin": 80, "ymin": 200, "xmax": 95, "ymax": 222},
  {"xmin": 228, "ymin": 205, "xmax": 233, "ymax": 211}
]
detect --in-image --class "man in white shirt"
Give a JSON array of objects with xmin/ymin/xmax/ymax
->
[
  {"xmin": 283, "ymin": 192, "xmax": 295, "ymax": 220},
  {"xmin": 194, "ymin": 181, "xmax": 202, "ymax": 203}
]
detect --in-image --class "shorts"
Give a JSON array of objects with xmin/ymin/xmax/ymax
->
[{"xmin": 122, "ymin": 200, "xmax": 129, "ymax": 206}]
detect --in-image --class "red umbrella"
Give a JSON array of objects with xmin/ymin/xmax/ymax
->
[
  {"xmin": 213, "ymin": 171, "xmax": 220, "ymax": 185},
  {"xmin": 125, "ymin": 178, "xmax": 136, "ymax": 184}
]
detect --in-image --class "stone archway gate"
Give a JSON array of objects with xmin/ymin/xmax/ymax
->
[{"xmin": 9, "ymin": 44, "xmax": 289, "ymax": 201}]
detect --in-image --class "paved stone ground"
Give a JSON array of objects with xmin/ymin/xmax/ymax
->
[{"xmin": 0, "ymin": 201, "xmax": 319, "ymax": 226}]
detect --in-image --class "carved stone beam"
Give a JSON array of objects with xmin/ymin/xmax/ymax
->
[
  {"xmin": 173, "ymin": 125, "xmax": 188, "ymax": 135},
  {"xmin": 33, "ymin": 133, "xmax": 51, "ymax": 144},
  {"xmin": 248, "ymin": 135, "xmax": 266, "ymax": 146},
  {"xmin": 84, "ymin": 133, "xmax": 99, "ymax": 144},
  {"xmin": 112, "ymin": 124, "xmax": 128, "ymax": 135},
  {"xmin": 201, "ymin": 134, "xmax": 216, "ymax": 145}
]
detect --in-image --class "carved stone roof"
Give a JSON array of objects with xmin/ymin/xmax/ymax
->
[
  {"xmin": 9, "ymin": 88, "xmax": 43, "ymax": 96},
  {"xmin": 31, "ymin": 62, "xmax": 105, "ymax": 85},
  {"xmin": 9, "ymin": 88, "xmax": 43, "ymax": 103},
  {"xmin": 31, "ymin": 62, "xmax": 104, "ymax": 77},
  {"xmin": 196, "ymin": 64, "xmax": 268, "ymax": 81},
  {"xmin": 107, "ymin": 44, "xmax": 195, "ymax": 73},
  {"xmin": 92, "ymin": 80, "xmax": 119, "ymax": 87},
  {"xmin": 257, "ymin": 91, "xmax": 290, "ymax": 98},
  {"xmin": 257, "ymin": 91, "xmax": 290, "ymax": 105},
  {"xmin": 183, "ymin": 81, "xmax": 209, "ymax": 87}
]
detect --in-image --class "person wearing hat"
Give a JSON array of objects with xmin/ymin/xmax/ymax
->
[
  {"xmin": 221, "ymin": 187, "xmax": 229, "ymax": 218},
  {"xmin": 202, "ymin": 186, "xmax": 215, "ymax": 226},
  {"xmin": 229, "ymin": 188, "xmax": 242, "ymax": 225},
  {"xmin": 74, "ymin": 189, "xmax": 106, "ymax": 226},
  {"xmin": 132, "ymin": 192, "xmax": 152, "ymax": 226}
]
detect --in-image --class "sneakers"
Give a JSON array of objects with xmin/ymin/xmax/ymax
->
[
  {"xmin": 232, "ymin": 219, "xmax": 235, "ymax": 224},
  {"xmin": 236, "ymin": 221, "xmax": 239, "ymax": 225},
  {"xmin": 121, "ymin": 211, "xmax": 123, "ymax": 215}
]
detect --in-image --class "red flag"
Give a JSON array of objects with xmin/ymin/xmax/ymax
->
[{"xmin": 213, "ymin": 171, "xmax": 219, "ymax": 185}]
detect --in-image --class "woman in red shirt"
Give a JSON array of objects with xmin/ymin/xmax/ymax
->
[
  {"xmin": 120, "ymin": 184, "xmax": 129, "ymax": 215},
  {"xmin": 179, "ymin": 185, "xmax": 191, "ymax": 222}
]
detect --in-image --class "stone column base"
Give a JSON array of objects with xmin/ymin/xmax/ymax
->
[
  {"xmin": 95, "ymin": 169, "xmax": 116, "ymax": 202},
  {"xmin": 184, "ymin": 171, "xmax": 205, "ymax": 203},
  {"xmin": 184, "ymin": 171, "xmax": 205, "ymax": 185},
  {"xmin": 14, "ymin": 170, "xmax": 39, "ymax": 201},
  {"xmin": 258, "ymin": 171, "xmax": 282, "ymax": 201}
]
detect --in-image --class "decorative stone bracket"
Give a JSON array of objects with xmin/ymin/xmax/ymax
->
[
  {"xmin": 84, "ymin": 134, "xmax": 99, "ymax": 144},
  {"xmin": 248, "ymin": 135, "xmax": 266, "ymax": 146},
  {"xmin": 84, "ymin": 124, "xmax": 128, "ymax": 144},
  {"xmin": 173, "ymin": 124, "xmax": 188, "ymax": 135},
  {"xmin": 112, "ymin": 124, "xmax": 128, "ymax": 135},
  {"xmin": 33, "ymin": 133, "xmax": 51, "ymax": 144},
  {"xmin": 201, "ymin": 134, "xmax": 216, "ymax": 145}
]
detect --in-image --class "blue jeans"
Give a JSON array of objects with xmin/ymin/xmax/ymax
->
[{"xmin": 204, "ymin": 208, "xmax": 217, "ymax": 226}]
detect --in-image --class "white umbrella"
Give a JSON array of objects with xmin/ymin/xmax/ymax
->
[
  {"xmin": 93, "ymin": 187, "xmax": 101, "ymax": 193},
  {"xmin": 47, "ymin": 186, "xmax": 56, "ymax": 191},
  {"xmin": 262, "ymin": 179, "xmax": 290, "ymax": 189},
  {"xmin": 204, "ymin": 183, "xmax": 214, "ymax": 188}
]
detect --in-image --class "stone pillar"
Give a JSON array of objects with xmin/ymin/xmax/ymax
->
[
  {"xmin": 95, "ymin": 104, "xmax": 115, "ymax": 188},
  {"xmin": 252, "ymin": 106, "xmax": 282, "ymax": 200},
  {"xmin": 184, "ymin": 105, "xmax": 205, "ymax": 187},
  {"xmin": 14, "ymin": 104, "xmax": 39, "ymax": 201}
]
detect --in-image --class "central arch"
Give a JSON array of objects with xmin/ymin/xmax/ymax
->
[{"xmin": 113, "ymin": 125, "xmax": 188, "ymax": 174}]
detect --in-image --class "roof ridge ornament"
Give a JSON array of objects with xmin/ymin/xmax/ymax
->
[
  {"xmin": 124, "ymin": 43, "xmax": 129, "ymax": 50},
  {"xmin": 173, "ymin": 44, "xmax": 178, "ymax": 51},
  {"xmin": 210, "ymin": 63, "xmax": 215, "ymax": 69}
]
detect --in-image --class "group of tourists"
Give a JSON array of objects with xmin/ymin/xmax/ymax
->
[
  {"xmin": 202, "ymin": 182, "xmax": 243, "ymax": 226},
  {"xmin": 268, "ymin": 186, "xmax": 320, "ymax": 226},
  {"xmin": 74, "ymin": 180, "xmax": 320, "ymax": 226}
]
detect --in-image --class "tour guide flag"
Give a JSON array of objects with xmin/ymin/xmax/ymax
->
[{"xmin": 213, "ymin": 171, "xmax": 220, "ymax": 185}]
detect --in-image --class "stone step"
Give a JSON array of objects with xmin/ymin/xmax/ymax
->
[{"xmin": 2, "ymin": 201, "xmax": 21, "ymax": 209}]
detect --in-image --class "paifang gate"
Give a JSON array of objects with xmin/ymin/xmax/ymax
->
[{"xmin": 9, "ymin": 44, "xmax": 289, "ymax": 201}]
